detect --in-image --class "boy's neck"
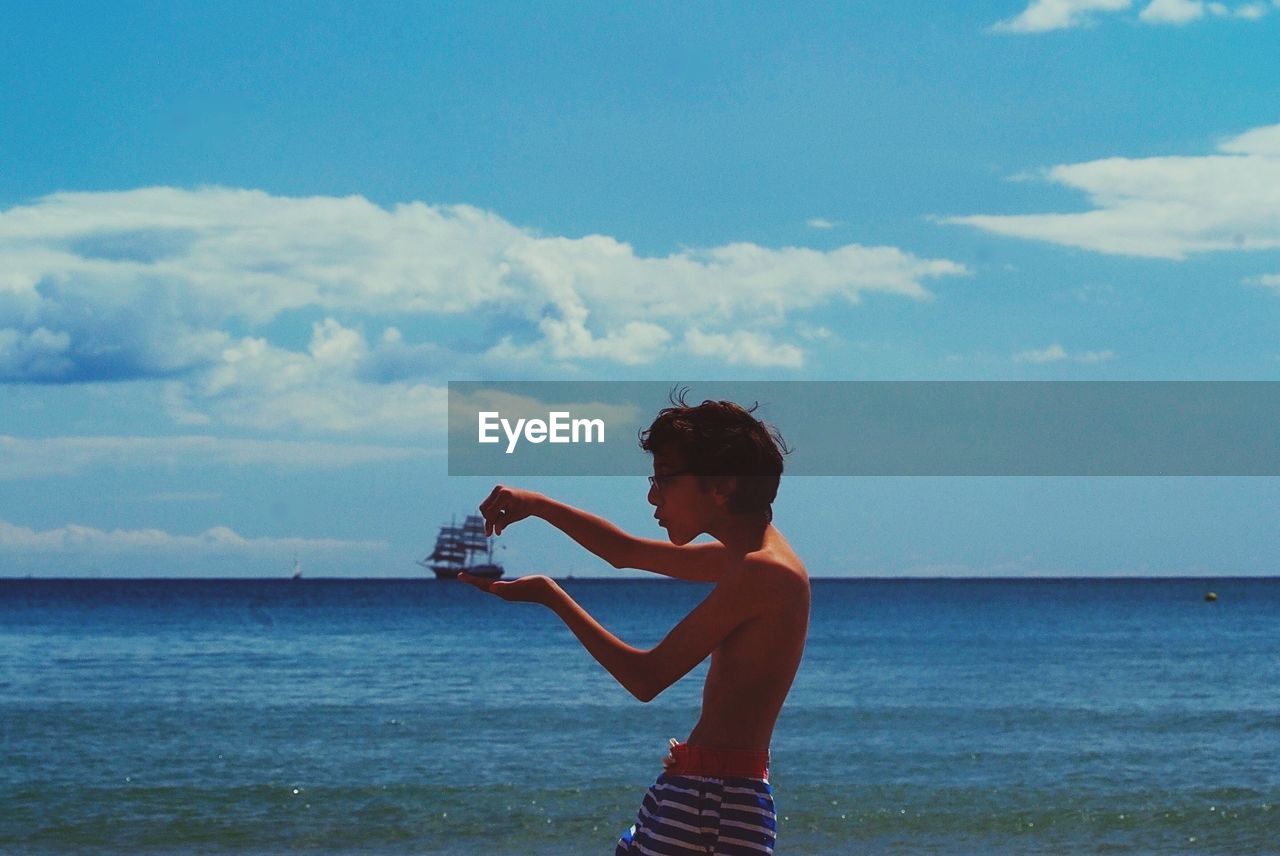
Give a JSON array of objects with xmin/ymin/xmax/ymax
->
[{"xmin": 707, "ymin": 514, "xmax": 774, "ymax": 556}]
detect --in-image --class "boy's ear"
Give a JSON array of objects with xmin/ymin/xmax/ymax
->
[{"xmin": 708, "ymin": 476, "xmax": 737, "ymax": 507}]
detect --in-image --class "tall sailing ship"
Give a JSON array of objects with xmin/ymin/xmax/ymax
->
[{"xmin": 420, "ymin": 514, "xmax": 504, "ymax": 580}]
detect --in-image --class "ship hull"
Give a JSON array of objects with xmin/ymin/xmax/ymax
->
[{"xmin": 430, "ymin": 563, "xmax": 504, "ymax": 580}]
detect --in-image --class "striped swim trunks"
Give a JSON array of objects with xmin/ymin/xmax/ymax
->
[{"xmin": 615, "ymin": 741, "xmax": 777, "ymax": 855}]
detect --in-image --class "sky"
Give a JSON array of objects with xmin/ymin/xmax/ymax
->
[{"xmin": 1, "ymin": 0, "xmax": 1278, "ymax": 578}]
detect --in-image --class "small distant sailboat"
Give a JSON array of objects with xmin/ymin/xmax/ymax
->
[
  {"xmin": 420, "ymin": 514, "xmax": 504, "ymax": 580},
  {"xmin": 291, "ymin": 554, "xmax": 302, "ymax": 581}
]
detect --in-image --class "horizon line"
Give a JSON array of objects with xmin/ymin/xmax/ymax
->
[{"xmin": 1, "ymin": 575, "xmax": 1275, "ymax": 582}]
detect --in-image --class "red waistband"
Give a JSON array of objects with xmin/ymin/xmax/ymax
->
[{"xmin": 664, "ymin": 741, "xmax": 770, "ymax": 779}]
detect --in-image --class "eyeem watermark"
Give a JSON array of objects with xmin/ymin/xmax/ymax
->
[
  {"xmin": 478, "ymin": 411, "xmax": 606, "ymax": 454},
  {"xmin": 451, "ymin": 380, "xmax": 1280, "ymax": 476}
]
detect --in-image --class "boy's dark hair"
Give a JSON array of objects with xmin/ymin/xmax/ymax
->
[{"xmin": 638, "ymin": 387, "xmax": 790, "ymax": 521}]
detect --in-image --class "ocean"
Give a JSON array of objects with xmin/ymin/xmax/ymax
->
[{"xmin": 1, "ymin": 577, "xmax": 1276, "ymax": 854}]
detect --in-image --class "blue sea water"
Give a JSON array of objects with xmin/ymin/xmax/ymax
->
[{"xmin": 1, "ymin": 577, "xmax": 1277, "ymax": 855}]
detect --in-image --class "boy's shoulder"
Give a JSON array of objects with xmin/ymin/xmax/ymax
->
[{"xmin": 727, "ymin": 547, "xmax": 809, "ymax": 602}]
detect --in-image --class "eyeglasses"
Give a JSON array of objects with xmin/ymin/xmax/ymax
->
[{"xmin": 648, "ymin": 470, "xmax": 692, "ymax": 491}]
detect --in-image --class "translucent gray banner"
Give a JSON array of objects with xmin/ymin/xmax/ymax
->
[{"xmin": 448, "ymin": 381, "xmax": 1280, "ymax": 476}]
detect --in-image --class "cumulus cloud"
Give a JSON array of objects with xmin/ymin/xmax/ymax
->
[
  {"xmin": 1012, "ymin": 344, "xmax": 1116, "ymax": 363},
  {"xmin": 0, "ymin": 327, "xmax": 73, "ymax": 379},
  {"xmin": 0, "ymin": 518, "xmax": 383, "ymax": 554},
  {"xmin": 0, "ymin": 434, "xmax": 434, "ymax": 480},
  {"xmin": 943, "ymin": 123, "xmax": 1280, "ymax": 259},
  {"xmin": 0, "ymin": 187, "xmax": 966, "ymax": 431},
  {"xmin": 994, "ymin": 0, "xmax": 1272, "ymax": 30},
  {"xmin": 169, "ymin": 319, "xmax": 450, "ymax": 433},
  {"xmin": 993, "ymin": 0, "xmax": 1132, "ymax": 32},
  {"xmin": 1139, "ymin": 0, "xmax": 1207, "ymax": 20},
  {"xmin": 683, "ymin": 328, "xmax": 806, "ymax": 368}
]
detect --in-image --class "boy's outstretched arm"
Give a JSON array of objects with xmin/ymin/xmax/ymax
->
[
  {"xmin": 480, "ymin": 484, "xmax": 727, "ymax": 583},
  {"xmin": 458, "ymin": 571, "xmax": 760, "ymax": 702}
]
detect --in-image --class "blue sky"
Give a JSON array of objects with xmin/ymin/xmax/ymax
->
[{"xmin": 2, "ymin": 1, "xmax": 1278, "ymax": 577}]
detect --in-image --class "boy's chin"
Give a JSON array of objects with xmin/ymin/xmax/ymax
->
[{"xmin": 664, "ymin": 527, "xmax": 697, "ymax": 546}]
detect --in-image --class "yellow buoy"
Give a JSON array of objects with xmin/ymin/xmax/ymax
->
[{"xmin": 1204, "ymin": 592, "xmax": 1218, "ymax": 602}]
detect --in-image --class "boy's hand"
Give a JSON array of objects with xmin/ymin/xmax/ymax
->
[
  {"xmin": 662, "ymin": 737, "xmax": 679, "ymax": 770},
  {"xmin": 458, "ymin": 572, "xmax": 556, "ymax": 605},
  {"xmin": 479, "ymin": 484, "xmax": 542, "ymax": 536}
]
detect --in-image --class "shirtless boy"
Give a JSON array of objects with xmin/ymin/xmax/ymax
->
[{"xmin": 460, "ymin": 394, "xmax": 810, "ymax": 855}]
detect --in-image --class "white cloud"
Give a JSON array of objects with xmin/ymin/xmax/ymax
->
[
  {"xmin": 683, "ymin": 329, "xmax": 805, "ymax": 368},
  {"xmin": 1139, "ymin": 0, "xmax": 1206, "ymax": 21},
  {"xmin": 0, "ymin": 187, "xmax": 967, "ymax": 430},
  {"xmin": 1071, "ymin": 283, "xmax": 1119, "ymax": 304},
  {"xmin": 1012, "ymin": 344, "xmax": 1116, "ymax": 363},
  {"xmin": 0, "ymin": 518, "xmax": 383, "ymax": 554},
  {"xmin": 806, "ymin": 218, "xmax": 840, "ymax": 230},
  {"xmin": 173, "ymin": 320, "xmax": 450, "ymax": 434},
  {"xmin": 1195, "ymin": 0, "xmax": 1276, "ymax": 16},
  {"xmin": 1014, "ymin": 344, "xmax": 1069, "ymax": 363},
  {"xmin": 0, "ymin": 434, "xmax": 434, "ymax": 480},
  {"xmin": 1220, "ymin": 124, "xmax": 1280, "ymax": 156},
  {"xmin": 944, "ymin": 123, "xmax": 1280, "ymax": 259},
  {"xmin": 0, "ymin": 326, "xmax": 73, "ymax": 378},
  {"xmin": 1245, "ymin": 273, "xmax": 1280, "ymax": 293},
  {"xmin": 534, "ymin": 305, "xmax": 672, "ymax": 366},
  {"xmin": 1144, "ymin": 0, "xmax": 1272, "ymax": 19},
  {"xmin": 992, "ymin": 0, "xmax": 1132, "ymax": 32},
  {"xmin": 994, "ymin": 0, "xmax": 1272, "ymax": 29},
  {"xmin": 795, "ymin": 322, "xmax": 834, "ymax": 341}
]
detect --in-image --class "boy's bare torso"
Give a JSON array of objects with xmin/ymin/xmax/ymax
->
[{"xmin": 686, "ymin": 529, "xmax": 810, "ymax": 751}]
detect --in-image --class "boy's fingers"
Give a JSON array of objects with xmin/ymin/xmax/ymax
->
[
  {"xmin": 492, "ymin": 503, "xmax": 513, "ymax": 536},
  {"xmin": 457, "ymin": 572, "xmax": 495, "ymax": 593},
  {"xmin": 662, "ymin": 737, "xmax": 679, "ymax": 768},
  {"xmin": 479, "ymin": 485, "xmax": 505, "ymax": 535},
  {"xmin": 481, "ymin": 485, "xmax": 531, "ymax": 537},
  {"xmin": 488, "ymin": 486, "xmax": 509, "ymax": 514}
]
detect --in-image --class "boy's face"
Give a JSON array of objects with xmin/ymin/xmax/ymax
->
[{"xmin": 648, "ymin": 448, "xmax": 710, "ymax": 545}]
